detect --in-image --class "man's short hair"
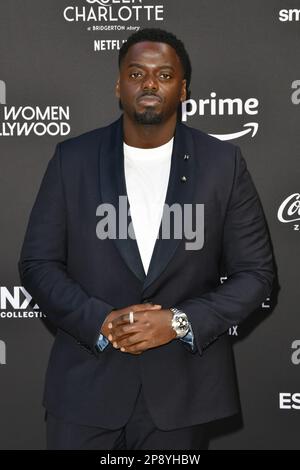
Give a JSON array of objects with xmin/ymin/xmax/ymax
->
[{"xmin": 118, "ymin": 28, "xmax": 192, "ymax": 101}]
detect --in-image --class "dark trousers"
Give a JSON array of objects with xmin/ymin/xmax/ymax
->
[{"xmin": 46, "ymin": 385, "xmax": 209, "ymax": 450}]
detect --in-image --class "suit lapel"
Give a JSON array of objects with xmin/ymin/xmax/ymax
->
[
  {"xmin": 99, "ymin": 115, "xmax": 146, "ymax": 283},
  {"xmin": 99, "ymin": 114, "xmax": 196, "ymax": 289},
  {"xmin": 142, "ymin": 119, "xmax": 196, "ymax": 291}
]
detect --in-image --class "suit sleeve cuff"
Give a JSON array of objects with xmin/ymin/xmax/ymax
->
[
  {"xmin": 179, "ymin": 321, "xmax": 196, "ymax": 353},
  {"xmin": 95, "ymin": 333, "xmax": 110, "ymax": 352}
]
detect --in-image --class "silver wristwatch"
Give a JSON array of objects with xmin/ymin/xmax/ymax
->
[{"xmin": 170, "ymin": 307, "xmax": 190, "ymax": 338}]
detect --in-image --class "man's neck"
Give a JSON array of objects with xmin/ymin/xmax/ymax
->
[{"xmin": 122, "ymin": 113, "xmax": 177, "ymax": 149}]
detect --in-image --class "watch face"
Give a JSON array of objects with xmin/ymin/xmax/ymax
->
[
  {"xmin": 174, "ymin": 316, "xmax": 189, "ymax": 337},
  {"xmin": 177, "ymin": 326, "xmax": 189, "ymax": 337},
  {"xmin": 177, "ymin": 315, "xmax": 188, "ymax": 329},
  {"xmin": 171, "ymin": 311, "xmax": 189, "ymax": 337}
]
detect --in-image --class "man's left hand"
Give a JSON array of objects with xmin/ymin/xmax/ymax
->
[{"xmin": 108, "ymin": 308, "xmax": 177, "ymax": 354}]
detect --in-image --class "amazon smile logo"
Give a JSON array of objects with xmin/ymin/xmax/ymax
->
[{"xmin": 182, "ymin": 91, "xmax": 259, "ymax": 141}]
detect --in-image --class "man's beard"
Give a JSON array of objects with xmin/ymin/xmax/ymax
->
[{"xmin": 133, "ymin": 107, "xmax": 163, "ymax": 125}]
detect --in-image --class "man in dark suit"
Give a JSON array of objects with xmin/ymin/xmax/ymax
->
[{"xmin": 19, "ymin": 28, "xmax": 274, "ymax": 450}]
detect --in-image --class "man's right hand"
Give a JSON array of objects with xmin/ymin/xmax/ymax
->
[{"xmin": 100, "ymin": 303, "xmax": 162, "ymax": 354}]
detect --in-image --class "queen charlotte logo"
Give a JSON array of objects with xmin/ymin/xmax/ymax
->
[
  {"xmin": 63, "ymin": 0, "xmax": 165, "ymax": 51},
  {"xmin": 63, "ymin": 0, "xmax": 164, "ymax": 23}
]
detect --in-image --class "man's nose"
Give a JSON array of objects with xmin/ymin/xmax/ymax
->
[{"xmin": 142, "ymin": 74, "xmax": 158, "ymax": 91}]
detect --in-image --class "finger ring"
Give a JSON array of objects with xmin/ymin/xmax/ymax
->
[{"xmin": 129, "ymin": 311, "xmax": 134, "ymax": 324}]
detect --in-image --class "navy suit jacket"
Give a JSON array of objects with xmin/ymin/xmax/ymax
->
[{"xmin": 19, "ymin": 114, "xmax": 274, "ymax": 430}]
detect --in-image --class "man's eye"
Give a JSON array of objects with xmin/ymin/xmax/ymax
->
[
  {"xmin": 130, "ymin": 72, "xmax": 142, "ymax": 78},
  {"xmin": 160, "ymin": 73, "xmax": 172, "ymax": 79}
]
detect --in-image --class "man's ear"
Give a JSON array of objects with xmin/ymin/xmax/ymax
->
[
  {"xmin": 180, "ymin": 79, "xmax": 187, "ymax": 102},
  {"xmin": 115, "ymin": 77, "xmax": 120, "ymax": 99}
]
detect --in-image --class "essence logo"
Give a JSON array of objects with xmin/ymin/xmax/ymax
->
[
  {"xmin": 0, "ymin": 340, "xmax": 6, "ymax": 365},
  {"xmin": 291, "ymin": 340, "xmax": 300, "ymax": 365},
  {"xmin": 279, "ymin": 9, "xmax": 300, "ymax": 22},
  {"xmin": 291, "ymin": 80, "xmax": 300, "ymax": 105},
  {"xmin": 0, "ymin": 80, "xmax": 6, "ymax": 105},
  {"xmin": 182, "ymin": 92, "xmax": 259, "ymax": 141},
  {"xmin": 279, "ymin": 393, "xmax": 300, "ymax": 409},
  {"xmin": 277, "ymin": 193, "xmax": 300, "ymax": 230}
]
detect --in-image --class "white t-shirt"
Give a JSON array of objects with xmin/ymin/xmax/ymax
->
[{"xmin": 123, "ymin": 136, "xmax": 174, "ymax": 274}]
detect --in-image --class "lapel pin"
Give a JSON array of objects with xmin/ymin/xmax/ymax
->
[
  {"xmin": 183, "ymin": 154, "xmax": 190, "ymax": 160},
  {"xmin": 181, "ymin": 175, "xmax": 188, "ymax": 182}
]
